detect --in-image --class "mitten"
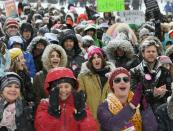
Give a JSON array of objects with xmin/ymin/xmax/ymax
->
[
  {"xmin": 73, "ymin": 90, "xmax": 87, "ymax": 121},
  {"xmin": 131, "ymin": 83, "xmax": 143, "ymax": 107},
  {"xmin": 48, "ymin": 87, "xmax": 61, "ymax": 118}
]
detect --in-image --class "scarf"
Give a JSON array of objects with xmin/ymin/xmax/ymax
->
[
  {"xmin": 0, "ymin": 103, "xmax": 16, "ymax": 131},
  {"xmin": 106, "ymin": 92, "xmax": 142, "ymax": 131}
]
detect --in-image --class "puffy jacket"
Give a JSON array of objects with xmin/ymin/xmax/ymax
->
[
  {"xmin": 34, "ymin": 95, "xmax": 98, "ymax": 131},
  {"xmin": 23, "ymin": 51, "xmax": 36, "ymax": 78}
]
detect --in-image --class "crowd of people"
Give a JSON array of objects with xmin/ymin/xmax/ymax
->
[{"xmin": 0, "ymin": 0, "xmax": 173, "ymax": 131}]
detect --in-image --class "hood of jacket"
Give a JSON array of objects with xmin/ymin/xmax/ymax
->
[
  {"xmin": 27, "ymin": 36, "xmax": 49, "ymax": 53},
  {"xmin": 106, "ymin": 38, "xmax": 134, "ymax": 60},
  {"xmin": 41, "ymin": 44, "xmax": 67, "ymax": 71},
  {"xmin": 165, "ymin": 45, "xmax": 173, "ymax": 57},
  {"xmin": 61, "ymin": 30, "xmax": 81, "ymax": 55},
  {"xmin": 65, "ymin": 12, "xmax": 75, "ymax": 23},
  {"xmin": 80, "ymin": 61, "xmax": 115, "ymax": 75}
]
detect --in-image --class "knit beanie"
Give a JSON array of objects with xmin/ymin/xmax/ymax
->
[
  {"xmin": 139, "ymin": 28, "xmax": 150, "ymax": 38},
  {"xmin": 88, "ymin": 46, "xmax": 103, "ymax": 60},
  {"xmin": 0, "ymin": 76, "xmax": 21, "ymax": 91},
  {"xmin": 20, "ymin": 22, "xmax": 33, "ymax": 33},
  {"xmin": 158, "ymin": 55, "xmax": 172, "ymax": 64},
  {"xmin": 108, "ymin": 67, "xmax": 130, "ymax": 89},
  {"xmin": 0, "ymin": 72, "xmax": 21, "ymax": 91},
  {"xmin": 9, "ymin": 48, "xmax": 23, "ymax": 62},
  {"xmin": 4, "ymin": 18, "xmax": 19, "ymax": 30}
]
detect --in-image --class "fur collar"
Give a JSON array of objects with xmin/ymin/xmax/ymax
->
[{"xmin": 79, "ymin": 61, "xmax": 115, "ymax": 75}]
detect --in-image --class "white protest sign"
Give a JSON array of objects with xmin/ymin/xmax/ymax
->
[{"xmin": 118, "ymin": 10, "xmax": 145, "ymax": 25}]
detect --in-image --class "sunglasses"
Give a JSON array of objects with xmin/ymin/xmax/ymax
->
[{"xmin": 113, "ymin": 77, "xmax": 130, "ymax": 84}]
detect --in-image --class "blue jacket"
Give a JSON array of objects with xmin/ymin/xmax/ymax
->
[{"xmin": 23, "ymin": 51, "xmax": 36, "ymax": 78}]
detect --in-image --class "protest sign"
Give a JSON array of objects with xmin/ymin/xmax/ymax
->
[
  {"xmin": 4, "ymin": 0, "xmax": 18, "ymax": 18},
  {"xmin": 97, "ymin": 0, "xmax": 125, "ymax": 12},
  {"xmin": 144, "ymin": 0, "xmax": 161, "ymax": 20},
  {"xmin": 118, "ymin": 10, "xmax": 145, "ymax": 25}
]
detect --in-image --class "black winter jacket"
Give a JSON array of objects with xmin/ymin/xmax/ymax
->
[{"xmin": 130, "ymin": 60, "xmax": 172, "ymax": 112}]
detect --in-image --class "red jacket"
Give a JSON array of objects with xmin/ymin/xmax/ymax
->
[{"xmin": 35, "ymin": 95, "xmax": 98, "ymax": 131}]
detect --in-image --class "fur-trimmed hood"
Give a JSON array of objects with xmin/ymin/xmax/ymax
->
[
  {"xmin": 80, "ymin": 61, "xmax": 115, "ymax": 75},
  {"xmin": 65, "ymin": 13, "xmax": 75, "ymax": 23},
  {"xmin": 165, "ymin": 45, "xmax": 173, "ymax": 57},
  {"xmin": 41, "ymin": 44, "xmax": 67, "ymax": 71},
  {"xmin": 27, "ymin": 36, "xmax": 49, "ymax": 53},
  {"xmin": 106, "ymin": 38, "xmax": 134, "ymax": 60}
]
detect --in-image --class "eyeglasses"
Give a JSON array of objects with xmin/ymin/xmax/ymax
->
[{"xmin": 113, "ymin": 77, "xmax": 130, "ymax": 84}]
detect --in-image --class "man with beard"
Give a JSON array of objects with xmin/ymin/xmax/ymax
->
[{"xmin": 130, "ymin": 36, "xmax": 172, "ymax": 114}]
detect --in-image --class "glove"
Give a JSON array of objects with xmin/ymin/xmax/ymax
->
[
  {"xmin": 131, "ymin": 83, "xmax": 143, "ymax": 107},
  {"xmin": 73, "ymin": 90, "xmax": 87, "ymax": 121},
  {"xmin": 48, "ymin": 87, "xmax": 61, "ymax": 118}
]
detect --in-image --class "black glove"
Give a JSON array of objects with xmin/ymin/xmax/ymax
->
[
  {"xmin": 73, "ymin": 90, "xmax": 87, "ymax": 121},
  {"xmin": 48, "ymin": 87, "xmax": 61, "ymax": 118}
]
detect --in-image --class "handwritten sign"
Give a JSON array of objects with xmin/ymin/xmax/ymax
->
[
  {"xmin": 118, "ymin": 10, "xmax": 145, "ymax": 25},
  {"xmin": 97, "ymin": 0, "xmax": 125, "ymax": 12}
]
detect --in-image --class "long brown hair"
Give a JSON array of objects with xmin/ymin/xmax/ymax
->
[{"xmin": 86, "ymin": 53, "xmax": 106, "ymax": 73}]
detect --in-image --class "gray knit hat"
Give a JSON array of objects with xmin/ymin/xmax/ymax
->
[{"xmin": 0, "ymin": 72, "xmax": 22, "ymax": 91}]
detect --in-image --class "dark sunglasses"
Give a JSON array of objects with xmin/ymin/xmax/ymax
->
[{"xmin": 113, "ymin": 77, "xmax": 129, "ymax": 84}]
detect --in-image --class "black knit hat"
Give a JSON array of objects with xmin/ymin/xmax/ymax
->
[{"xmin": 20, "ymin": 22, "xmax": 33, "ymax": 34}]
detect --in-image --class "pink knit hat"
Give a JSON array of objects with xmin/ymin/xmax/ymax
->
[
  {"xmin": 158, "ymin": 55, "xmax": 172, "ymax": 64},
  {"xmin": 87, "ymin": 46, "xmax": 103, "ymax": 60}
]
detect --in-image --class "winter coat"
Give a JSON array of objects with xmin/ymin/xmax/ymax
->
[
  {"xmin": 27, "ymin": 36, "xmax": 49, "ymax": 72},
  {"xmin": 34, "ymin": 95, "xmax": 98, "ymax": 131},
  {"xmin": 130, "ymin": 60, "xmax": 172, "ymax": 112},
  {"xmin": 33, "ymin": 44, "xmax": 67, "ymax": 105},
  {"xmin": 17, "ymin": 70, "xmax": 35, "ymax": 103},
  {"xmin": 106, "ymin": 38, "xmax": 140, "ymax": 70},
  {"xmin": 164, "ymin": 3, "xmax": 173, "ymax": 13},
  {"xmin": 78, "ymin": 61, "xmax": 115, "ymax": 119},
  {"xmin": 61, "ymin": 31, "xmax": 85, "ymax": 77},
  {"xmin": 97, "ymin": 101, "xmax": 158, "ymax": 131},
  {"xmin": 155, "ymin": 94, "xmax": 173, "ymax": 131},
  {"xmin": 23, "ymin": 51, "xmax": 36, "ymax": 78},
  {"xmin": 0, "ymin": 99, "xmax": 34, "ymax": 131}
]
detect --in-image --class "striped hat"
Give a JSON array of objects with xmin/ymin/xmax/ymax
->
[{"xmin": 4, "ymin": 18, "xmax": 19, "ymax": 30}]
